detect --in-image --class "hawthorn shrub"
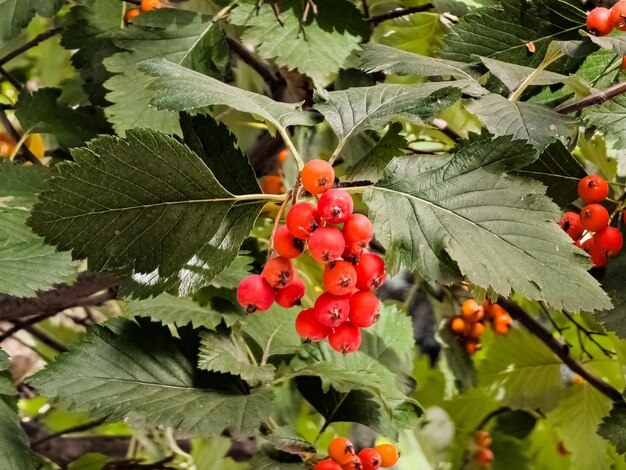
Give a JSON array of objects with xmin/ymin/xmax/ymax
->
[{"xmin": 2, "ymin": 0, "xmax": 626, "ymax": 468}]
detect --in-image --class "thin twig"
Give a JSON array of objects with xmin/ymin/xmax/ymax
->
[
  {"xmin": 268, "ymin": 190, "xmax": 292, "ymax": 259},
  {"xmin": 368, "ymin": 4, "xmax": 434, "ymax": 26},
  {"xmin": 555, "ymin": 80, "xmax": 626, "ymax": 114},
  {"xmin": 16, "ymin": 324, "xmax": 68, "ymax": 353},
  {"xmin": 226, "ymin": 37, "xmax": 283, "ymax": 98},
  {"xmin": 561, "ymin": 310, "xmax": 615, "ymax": 359},
  {"xmin": 31, "ymin": 418, "xmax": 107, "ymax": 448},
  {"xmin": 0, "ymin": 105, "xmax": 41, "ymax": 165},
  {"xmin": 0, "ymin": 28, "xmax": 63, "ymax": 67},
  {"xmin": 362, "ymin": 0, "xmax": 369, "ymax": 18},
  {"xmin": 0, "ymin": 313, "xmax": 56, "ymax": 343},
  {"xmin": 0, "ymin": 65, "xmax": 22, "ymax": 91},
  {"xmin": 497, "ymin": 296, "xmax": 623, "ymax": 402}
]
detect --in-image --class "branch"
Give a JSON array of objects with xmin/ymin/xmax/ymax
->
[
  {"xmin": 0, "ymin": 65, "xmax": 22, "ymax": 91},
  {"xmin": 0, "ymin": 105, "xmax": 41, "ymax": 165},
  {"xmin": 368, "ymin": 4, "xmax": 434, "ymax": 26},
  {"xmin": 497, "ymin": 296, "xmax": 623, "ymax": 402},
  {"xmin": 13, "ymin": 324, "xmax": 68, "ymax": 353},
  {"xmin": 555, "ymin": 80, "xmax": 626, "ymax": 114},
  {"xmin": 0, "ymin": 272, "xmax": 119, "ymax": 321},
  {"xmin": 226, "ymin": 37, "xmax": 284, "ymax": 98},
  {"xmin": 0, "ymin": 28, "xmax": 63, "ymax": 67},
  {"xmin": 31, "ymin": 418, "xmax": 107, "ymax": 448},
  {"xmin": 0, "ymin": 312, "xmax": 56, "ymax": 342}
]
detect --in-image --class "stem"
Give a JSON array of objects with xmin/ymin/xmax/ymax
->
[
  {"xmin": 268, "ymin": 190, "xmax": 292, "ymax": 258},
  {"xmin": 0, "ymin": 28, "xmax": 63, "ymax": 67},
  {"xmin": 328, "ymin": 140, "xmax": 346, "ymax": 166},
  {"xmin": 279, "ymin": 128, "xmax": 304, "ymax": 171},
  {"xmin": 362, "ymin": 0, "xmax": 369, "ymax": 18},
  {"xmin": 0, "ymin": 105, "xmax": 41, "ymax": 165},
  {"xmin": 368, "ymin": 4, "xmax": 434, "ymax": 25},
  {"xmin": 31, "ymin": 418, "xmax": 107, "ymax": 448},
  {"xmin": 497, "ymin": 296, "xmax": 623, "ymax": 402},
  {"xmin": 0, "ymin": 65, "xmax": 22, "ymax": 91},
  {"xmin": 555, "ymin": 79, "xmax": 626, "ymax": 114}
]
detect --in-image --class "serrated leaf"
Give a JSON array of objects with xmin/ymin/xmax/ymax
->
[
  {"xmin": 141, "ymin": 58, "xmax": 319, "ymax": 127},
  {"xmin": 364, "ymin": 134, "xmax": 611, "ymax": 312},
  {"xmin": 29, "ymin": 318, "xmax": 273, "ymax": 437},
  {"xmin": 15, "ymin": 88, "xmax": 112, "ymax": 149},
  {"xmin": 0, "ymin": 349, "xmax": 14, "ymax": 399},
  {"xmin": 585, "ymin": 31, "xmax": 626, "ymax": 57},
  {"xmin": 105, "ymin": 9, "xmax": 229, "ymax": 134},
  {"xmin": 180, "ymin": 113, "xmax": 260, "ymax": 195},
  {"xmin": 372, "ymin": 10, "xmax": 445, "ymax": 58},
  {"xmin": 199, "ymin": 331, "xmax": 275, "ymax": 385},
  {"xmin": 0, "ymin": 0, "xmax": 63, "ymax": 43},
  {"xmin": 264, "ymin": 426, "xmax": 316, "ymax": 455},
  {"xmin": 242, "ymin": 305, "xmax": 302, "ymax": 358},
  {"xmin": 440, "ymin": 0, "xmax": 587, "ymax": 74},
  {"xmin": 125, "ymin": 293, "xmax": 234, "ymax": 329},
  {"xmin": 548, "ymin": 383, "xmax": 611, "ymax": 470},
  {"xmin": 360, "ymin": 43, "xmax": 478, "ymax": 80},
  {"xmin": 479, "ymin": 327, "xmax": 562, "ymax": 411},
  {"xmin": 192, "ymin": 437, "xmax": 249, "ymax": 470},
  {"xmin": 516, "ymin": 140, "xmax": 586, "ymax": 207},
  {"xmin": 0, "ymin": 208, "xmax": 77, "ymax": 297},
  {"xmin": 230, "ymin": 0, "xmax": 367, "ymax": 85},
  {"xmin": 598, "ymin": 401, "xmax": 626, "ymax": 455},
  {"xmin": 344, "ymin": 122, "xmax": 407, "ymax": 183},
  {"xmin": 0, "ymin": 401, "xmax": 39, "ymax": 470},
  {"xmin": 583, "ymin": 95, "xmax": 626, "ymax": 148},
  {"xmin": 28, "ymin": 129, "xmax": 266, "ymax": 281},
  {"xmin": 0, "ymin": 161, "xmax": 47, "ymax": 208},
  {"xmin": 594, "ymin": 252, "xmax": 626, "ymax": 338},
  {"xmin": 314, "ymin": 83, "xmax": 467, "ymax": 156},
  {"xmin": 466, "ymin": 93, "xmax": 577, "ymax": 149}
]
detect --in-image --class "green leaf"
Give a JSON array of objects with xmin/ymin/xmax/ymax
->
[
  {"xmin": 466, "ymin": 93, "xmax": 577, "ymax": 149},
  {"xmin": 28, "ymin": 129, "xmax": 266, "ymax": 281},
  {"xmin": 15, "ymin": 88, "xmax": 112, "ymax": 149},
  {"xmin": 0, "ymin": 0, "xmax": 64, "ymax": 43},
  {"xmin": 139, "ymin": 58, "xmax": 320, "ymax": 137},
  {"xmin": 0, "ymin": 208, "xmax": 77, "ymax": 297},
  {"xmin": 548, "ymin": 382, "xmax": 612, "ymax": 470},
  {"xmin": 242, "ymin": 305, "xmax": 302, "ymax": 358},
  {"xmin": 371, "ymin": 11, "xmax": 445, "ymax": 58},
  {"xmin": 491, "ymin": 434, "xmax": 532, "ymax": 470},
  {"xmin": 344, "ymin": 122, "xmax": 408, "ymax": 183},
  {"xmin": 479, "ymin": 327, "xmax": 562, "ymax": 411},
  {"xmin": 594, "ymin": 253, "xmax": 626, "ymax": 338},
  {"xmin": 314, "ymin": 83, "xmax": 467, "ymax": 157},
  {"xmin": 192, "ymin": 437, "xmax": 249, "ymax": 470},
  {"xmin": 598, "ymin": 402, "xmax": 626, "ymax": 456},
  {"xmin": 0, "ymin": 401, "xmax": 39, "ymax": 470},
  {"xmin": 0, "ymin": 349, "xmax": 15, "ymax": 399},
  {"xmin": 230, "ymin": 0, "xmax": 367, "ymax": 85},
  {"xmin": 125, "ymin": 293, "xmax": 235, "ymax": 329},
  {"xmin": 583, "ymin": 95, "xmax": 626, "ymax": 148},
  {"xmin": 585, "ymin": 31, "xmax": 626, "ymax": 57},
  {"xmin": 180, "ymin": 113, "xmax": 260, "ymax": 195},
  {"xmin": 263, "ymin": 426, "xmax": 316, "ymax": 455},
  {"xmin": 440, "ymin": 0, "xmax": 587, "ymax": 74},
  {"xmin": 516, "ymin": 140, "xmax": 587, "ymax": 207},
  {"xmin": 359, "ymin": 43, "xmax": 478, "ymax": 80},
  {"xmin": 364, "ymin": 134, "xmax": 611, "ymax": 312},
  {"xmin": 67, "ymin": 453, "xmax": 109, "ymax": 470},
  {"xmin": 199, "ymin": 331, "xmax": 275, "ymax": 385},
  {"xmin": 30, "ymin": 318, "xmax": 273, "ymax": 437},
  {"xmin": 105, "ymin": 8, "xmax": 229, "ymax": 134},
  {"xmin": 0, "ymin": 161, "xmax": 47, "ymax": 209}
]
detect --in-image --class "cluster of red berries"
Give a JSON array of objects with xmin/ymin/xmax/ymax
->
[
  {"xmin": 558, "ymin": 175, "xmax": 623, "ymax": 268},
  {"xmin": 314, "ymin": 438, "xmax": 399, "ymax": 470},
  {"xmin": 124, "ymin": 0, "xmax": 161, "ymax": 25},
  {"xmin": 587, "ymin": 2, "xmax": 626, "ymax": 69},
  {"xmin": 237, "ymin": 159, "xmax": 386, "ymax": 354},
  {"xmin": 450, "ymin": 299, "xmax": 512, "ymax": 355},
  {"xmin": 472, "ymin": 431, "xmax": 493, "ymax": 467}
]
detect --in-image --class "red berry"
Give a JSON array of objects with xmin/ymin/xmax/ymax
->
[
  {"xmin": 375, "ymin": 444, "xmax": 399, "ymax": 467},
  {"xmin": 341, "ymin": 456, "xmax": 364, "ymax": 470},
  {"xmin": 355, "ymin": 253, "xmax": 387, "ymax": 291},
  {"xmin": 559, "ymin": 212, "xmax": 584, "ymax": 241},
  {"xmin": 287, "ymin": 202, "xmax": 320, "ymax": 239},
  {"xmin": 275, "ymin": 277, "xmax": 305, "ymax": 308},
  {"xmin": 580, "ymin": 204, "xmax": 610, "ymax": 232},
  {"xmin": 329, "ymin": 322, "xmax": 361, "ymax": 354},
  {"xmin": 295, "ymin": 308, "xmax": 330, "ymax": 341},
  {"xmin": 318, "ymin": 189, "xmax": 354, "ymax": 224},
  {"xmin": 328, "ymin": 438, "xmax": 356, "ymax": 465},
  {"xmin": 475, "ymin": 431, "xmax": 492, "ymax": 448},
  {"xmin": 301, "ymin": 159, "xmax": 335, "ymax": 195},
  {"xmin": 583, "ymin": 237, "xmax": 608, "ymax": 268},
  {"xmin": 473, "ymin": 448, "xmax": 493, "ymax": 467},
  {"xmin": 578, "ymin": 175, "xmax": 609, "ymax": 203},
  {"xmin": 623, "ymin": 56, "xmax": 626, "ymax": 71},
  {"xmin": 358, "ymin": 448, "xmax": 381, "ymax": 470},
  {"xmin": 349, "ymin": 291, "xmax": 380, "ymax": 328},
  {"xmin": 309, "ymin": 227, "xmax": 346, "ymax": 263},
  {"xmin": 594, "ymin": 226, "xmax": 623, "ymax": 256},
  {"xmin": 612, "ymin": 1, "xmax": 626, "ymax": 31},
  {"xmin": 323, "ymin": 261, "xmax": 357, "ymax": 296},
  {"xmin": 314, "ymin": 460, "xmax": 343, "ymax": 470},
  {"xmin": 587, "ymin": 7, "xmax": 614, "ymax": 36},
  {"xmin": 237, "ymin": 275, "xmax": 276, "ymax": 313},
  {"xmin": 343, "ymin": 214, "xmax": 374, "ymax": 248},
  {"xmin": 274, "ymin": 226, "xmax": 304, "ymax": 258},
  {"xmin": 262, "ymin": 256, "xmax": 295, "ymax": 288},
  {"xmin": 314, "ymin": 292, "xmax": 350, "ymax": 328}
]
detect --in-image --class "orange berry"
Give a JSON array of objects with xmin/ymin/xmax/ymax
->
[
  {"xmin": 262, "ymin": 174, "xmax": 284, "ymax": 194},
  {"xmin": 277, "ymin": 148, "xmax": 289, "ymax": 166},
  {"xmin": 301, "ymin": 159, "xmax": 335, "ymax": 194},
  {"xmin": 571, "ymin": 374, "xmax": 585, "ymax": 385},
  {"xmin": 328, "ymin": 437, "xmax": 356, "ymax": 465},
  {"xmin": 468, "ymin": 322, "xmax": 485, "ymax": 338},
  {"xmin": 451, "ymin": 316, "xmax": 466, "ymax": 334},
  {"xmin": 465, "ymin": 338, "xmax": 480, "ymax": 355},
  {"xmin": 124, "ymin": 8, "xmax": 141, "ymax": 24},
  {"xmin": 461, "ymin": 299, "xmax": 484, "ymax": 322},
  {"xmin": 140, "ymin": 0, "xmax": 161, "ymax": 11},
  {"xmin": 493, "ymin": 313, "xmax": 512, "ymax": 334},
  {"xmin": 487, "ymin": 304, "xmax": 507, "ymax": 322},
  {"xmin": 622, "ymin": 56, "xmax": 626, "ymax": 70},
  {"xmin": 473, "ymin": 448, "xmax": 493, "ymax": 467},
  {"xmin": 375, "ymin": 444, "xmax": 400, "ymax": 468},
  {"xmin": 474, "ymin": 431, "xmax": 492, "ymax": 448}
]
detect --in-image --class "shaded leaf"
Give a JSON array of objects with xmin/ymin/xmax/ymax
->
[
  {"xmin": 0, "ymin": 0, "xmax": 64, "ymax": 43},
  {"xmin": 0, "ymin": 401, "xmax": 39, "ymax": 470},
  {"xmin": 67, "ymin": 453, "xmax": 109, "ymax": 470},
  {"xmin": 594, "ymin": 252, "xmax": 626, "ymax": 338},
  {"xmin": 192, "ymin": 437, "xmax": 249, "ymax": 470},
  {"xmin": 583, "ymin": 95, "xmax": 626, "ymax": 148},
  {"xmin": 242, "ymin": 305, "xmax": 302, "ymax": 358},
  {"xmin": 364, "ymin": 134, "xmax": 611, "ymax": 312},
  {"xmin": 0, "ymin": 161, "xmax": 47, "ymax": 208},
  {"xmin": 598, "ymin": 401, "xmax": 626, "ymax": 456},
  {"xmin": 29, "ymin": 318, "xmax": 273, "ymax": 437}
]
